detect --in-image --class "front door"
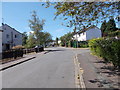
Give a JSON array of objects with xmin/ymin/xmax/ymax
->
[{"xmin": 6, "ymin": 44, "xmax": 10, "ymax": 50}]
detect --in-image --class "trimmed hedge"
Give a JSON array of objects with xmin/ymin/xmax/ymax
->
[
  {"xmin": 78, "ymin": 41, "xmax": 89, "ymax": 48},
  {"xmin": 89, "ymin": 38, "xmax": 120, "ymax": 68}
]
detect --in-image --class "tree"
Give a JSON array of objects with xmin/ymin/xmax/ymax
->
[
  {"xmin": 22, "ymin": 32, "xmax": 28, "ymax": 46},
  {"xmin": 42, "ymin": 32, "xmax": 53, "ymax": 47},
  {"xmin": 26, "ymin": 32, "xmax": 36, "ymax": 48},
  {"xmin": 56, "ymin": 37, "xmax": 59, "ymax": 45},
  {"xmin": 105, "ymin": 18, "xmax": 117, "ymax": 32},
  {"xmin": 60, "ymin": 32, "xmax": 73, "ymax": 46},
  {"xmin": 43, "ymin": 1, "xmax": 119, "ymax": 31},
  {"xmin": 100, "ymin": 20, "xmax": 107, "ymax": 37},
  {"xmin": 29, "ymin": 11, "xmax": 45, "ymax": 45}
]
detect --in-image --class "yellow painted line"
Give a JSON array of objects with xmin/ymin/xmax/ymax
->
[{"xmin": 75, "ymin": 54, "xmax": 86, "ymax": 89}]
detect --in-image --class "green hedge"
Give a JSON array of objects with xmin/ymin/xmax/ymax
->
[
  {"xmin": 89, "ymin": 38, "xmax": 120, "ymax": 68},
  {"xmin": 78, "ymin": 41, "xmax": 89, "ymax": 48},
  {"xmin": 108, "ymin": 30, "xmax": 120, "ymax": 37}
]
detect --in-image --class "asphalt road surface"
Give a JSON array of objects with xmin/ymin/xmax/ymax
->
[{"xmin": 2, "ymin": 47, "xmax": 89, "ymax": 88}]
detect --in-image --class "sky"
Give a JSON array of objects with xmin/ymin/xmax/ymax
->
[
  {"xmin": 1, "ymin": 2, "xmax": 119, "ymax": 40},
  {"xmin": 2, "ymin": 2, "xmax": 73, "ymax": 40}
]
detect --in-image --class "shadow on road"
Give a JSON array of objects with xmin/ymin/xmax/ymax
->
[{"xmin": 44, "ymin": 49, "xmax": 65, "ymax": 54}]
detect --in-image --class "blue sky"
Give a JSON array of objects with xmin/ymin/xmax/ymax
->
[
  {"xmin": 2, "ymin": 2, "xmax": 73, "ymax": 40},
  {"xmin": 2, "ymin": 2, "xmax": 119, "ymax": 40}
]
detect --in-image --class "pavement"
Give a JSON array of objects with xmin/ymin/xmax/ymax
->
[
  {"xmin": 77, "ymin": 52, "xmax": 120, "ymax": 89},
  {"xmin": 0, "ymin": 51, "xmax": 47, "ymax": 71}
]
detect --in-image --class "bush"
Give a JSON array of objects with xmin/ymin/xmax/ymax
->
[
  {"xmin": 12, "ymin": 45, "xmax": 25, "ymax": 49},
  {"xmin": 89, "ymin": 38, "xmax": 120, "ymax": 68},
  {"xmin": 78, "ymin": 41, "xmax": 89, "ymax": 48},
  {"xmin": 108, "ymin": 30, "xmax": 120, "ymax": 37}
]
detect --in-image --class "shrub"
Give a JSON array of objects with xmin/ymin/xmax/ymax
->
[
  {"xmin": 89, "ymin": 38, "xmax": 120, "ymax": 68},
  {"xmin": 108, "ymin": 30, "xmax": 120, "ymax": 37},
  {"xmin": 12, "ymin": 45, "xmax": 25, "ymax": 49},
  {"xmin": 78, "ymin": 41, "xmax": 89, "ymax": 48}
]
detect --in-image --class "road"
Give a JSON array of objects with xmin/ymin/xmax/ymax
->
[{"xmin": 2, "ymin": 47, "xmax": 89, "ymax": 88}]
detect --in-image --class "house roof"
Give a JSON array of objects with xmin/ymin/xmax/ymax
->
[
  {"xmin": 0, "ymin": 27, "xmax": 3, "ymax": 32},
  {"xmin": 1, "ymin": 23, "xmax": 22, "ymax": 35},
  {"xmin": 74, "ymin": 25, "xmax": 100, "ymax": 35}
]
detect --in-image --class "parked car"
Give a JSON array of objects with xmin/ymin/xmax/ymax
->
[{"xmin": 34, "ymin": 45, "xmax": 44, "ymax": 53}]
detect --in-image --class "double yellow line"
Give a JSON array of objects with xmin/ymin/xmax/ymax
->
[{"xmin": 74, "ymin": 54, "xmax": 86, "ymax": 89}]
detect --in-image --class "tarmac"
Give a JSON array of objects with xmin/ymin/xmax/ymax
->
[{"xmin": 0, "ymin": 51, "xmax": 47, "ymax": 71}]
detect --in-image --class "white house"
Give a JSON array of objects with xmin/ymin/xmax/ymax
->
[
  {"xmin": 73, "ymin": 26, "xmax": 102, "ymax": 41},
  {"xmin": 0, "ymin": 29, "xmax": 2, "ymax": 59},
  {"xmin": 58, "ymin": 40, "xmax": 61, "ymax": 44},
  {"xmin": 0, "ymin": 23, "xmax": 23, "ymax": 51}
]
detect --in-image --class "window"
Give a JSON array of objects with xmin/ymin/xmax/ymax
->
[
  {"xmin": 15, "ymin": 35, "xmax": 17, "ymax": 38},
  {"xmin": 6, "ymin": 34, "xmax": 9, "ymax": 38},
  {"xmin": 83, "ymin": 32, "xmax": 85, "ymax": 35},
  {"xmin": 15, "ymin": 34, "xmax": 19, "ymax": 38}
]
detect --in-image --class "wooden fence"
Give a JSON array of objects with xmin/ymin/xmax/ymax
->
[{"xmin": 0, "ymin": 47, "xmax": 44, "ymax": 60}]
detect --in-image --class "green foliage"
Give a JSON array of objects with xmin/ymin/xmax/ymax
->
[
  {"xmin": 100, "ymin": 18, "xmax": 117, "ymax": 37},
  {"xmin": 56, "ymin": 37, "xmax": 59, "ymax": 45},
  {"xmin": 42, "ymin": 32, "xmax": 53, "ymax": 46},
  {"xmin": 43, "ymin": 2, "xmax": 119, "ymax": 31},
  {"xmin": 27, "ymin": 11, "xmax": 52, "ymax": 48},
  {"xmin": 89, "ymin": 38, "xmax": 120, "ymax": 68},
  {"xmin": 22, "ymin": 32, "xmax": 28, "ymax": 46},
  {"xmin": 78, "ymin": 41, "xmax": 89, "ymax": 48},
  {"xmin": 60, "ymin": 32, "xmax": 73, "ymax": 46},
  {"xmin": 108, "ymin": 30, "xmax": 120, "ymax": 37},
  {"xmin": 29, "ymin": 11, "xmax": 45, "ymax": 45},
  {"xmin": 25, "ymin": 33, "xmax": 36, "ymax": 48},
  {"xmin": 100, "ymin": 20, "xmax": 107, "ymax": 37},
  {"xmin": 105, "ymin": 18, "xmax": 117, "ymax": 33}
]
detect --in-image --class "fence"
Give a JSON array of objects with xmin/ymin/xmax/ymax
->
[
  {"xmin": 2, "ymin": 49, "xmax": 23, "ymax": 59},
  {"xmin": 0, "ymin": 47, "xmax": 44, "ymax": 60}
]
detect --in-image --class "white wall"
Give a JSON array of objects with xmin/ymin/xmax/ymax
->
[
  {"xmin": 73, "ymin": 27, "xmax": 102, "ymax": 41},
  {"xmin": 86, "ymin": 27, "xmax": 102, "ymax": 40},
  {"xmin": 73, "ymin": 32, "xmax": 87, "ymax": 41},
  {"xmin": 2, "ymin": 24, "xmax": 22, "ymax": 50},
  {"xmin": 0, "ymin": 30, "xmax": 2, "ymax": 59},
  {"xmin": 0, "ymin": 31, "xmax": 2, "ymax": 53},
  {"xmin": 58, "ymin": 40, "xmax": 61, "ymax": 44},
  {"xmin": 78, "ymin": 32, "xmax": 86, "ymax": 41}
]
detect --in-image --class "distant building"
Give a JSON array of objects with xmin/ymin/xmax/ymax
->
[
  {"xmin": 0, "ymin": 24, "xmax": 23, "ymax": 51},
  {"xmin": 73, "ymin": 26, "xmax": 102, "ymax": 41},
  {"xmin": 58, "ymin": 40, "xmax": 61, "ymax": 44}
]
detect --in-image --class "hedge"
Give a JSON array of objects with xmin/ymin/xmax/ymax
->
[
  {"xmin": 78, "ymin": 41, "xmax": 89, "ymax": 48},
  {"xmin": 89, "ymin": 38, "xmax": 120, "ymax": 68},
  {"xmin": 108, "ymin": 30, "xmax": 120, "ymax": 37}
]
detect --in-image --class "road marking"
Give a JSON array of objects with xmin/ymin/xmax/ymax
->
[
  {"xmin": 74, "ymin": 56, "xmax": 80, "ymax": 88},
  {"xmin": 74, "ymin": 54, "xmax": 86, "ymax": 89}
]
